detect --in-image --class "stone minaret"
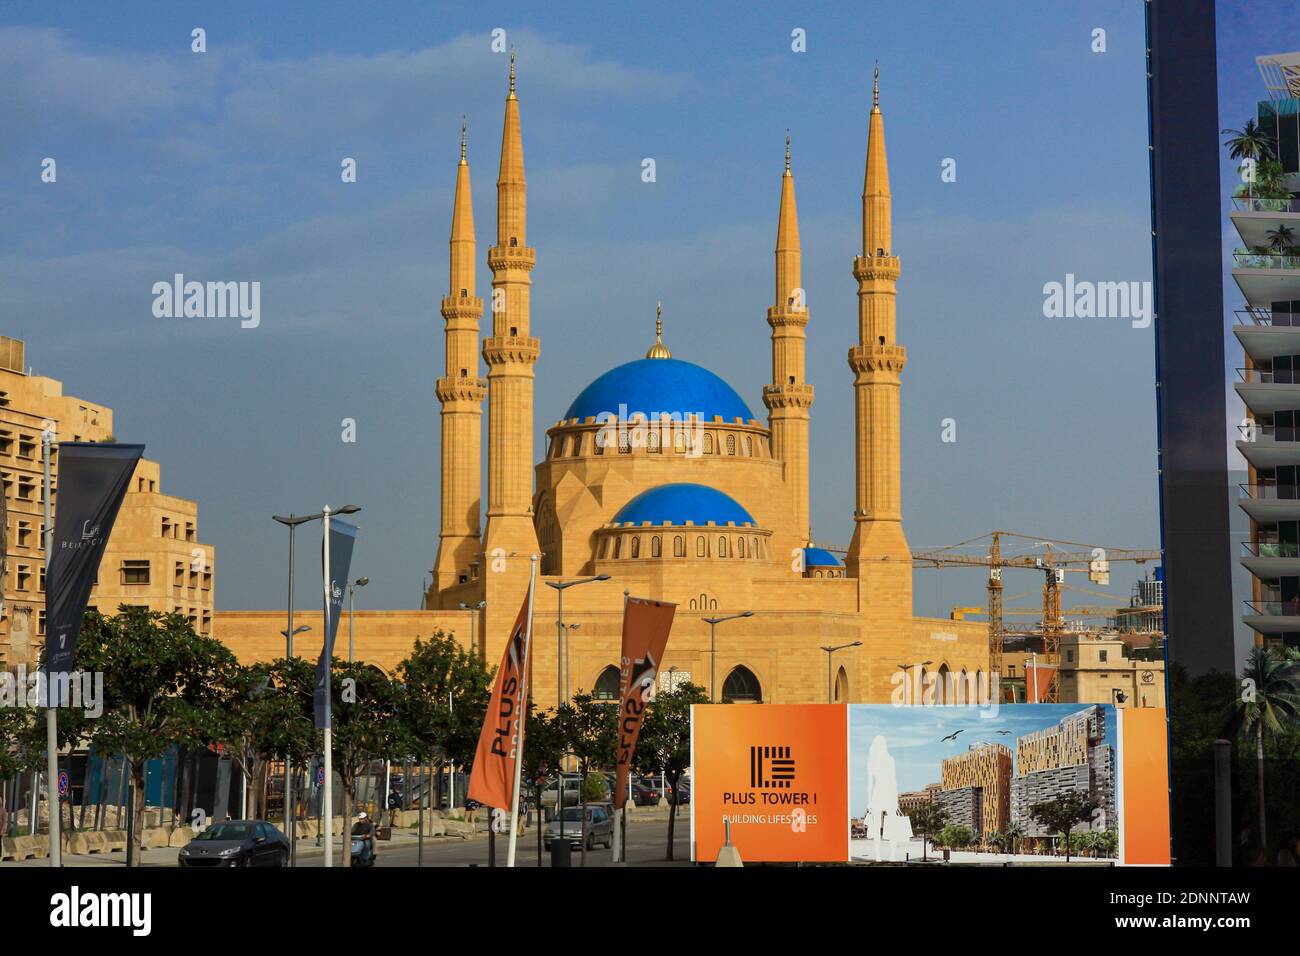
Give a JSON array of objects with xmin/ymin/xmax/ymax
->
[
  {"xmin": 845, "ymin": 67, "xmax": 912, "ymax": 670},
  {"xmin": 433, "ymin": 121, "xmax": 488, "ymax": 601},
  {"xmin": 483, "ymin": 50, "xmax": 541, "ymax": 567},
  {"xmin": 762, "ymin": 133, "xmax": 814, "ymax": 544}
]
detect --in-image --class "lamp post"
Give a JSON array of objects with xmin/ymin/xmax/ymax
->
[
  {"xmin": 703, "ymin": 611, "xmax": 754, "ymax": 703},
  {"xmin": 279, "ymin": 623, "xmax": 309, "ymax": 864},
  {"xmin": 273, "ymin": 503, "xmax": 359, "ymax": 869},
  {"xmin": 459, "ymin": 600, "xmax": 486, "ymax": 656},
  {"xmin": 820, "ymin": 642, "xmax": 862, "ymax": 703},
  {"xmin": 348, "ymin": 577, "xmax": 369, "ymax": 662},
  {"xmin": 896, "ymin": 660, "xmax": 933, "ymax": 707},
  {"xmin": 545, "ymin": 576, "xmax": 609, "ymax": 707},
  {"xmin": 562, "ymin": 622, "xmax": 581, "ymax": 701}
]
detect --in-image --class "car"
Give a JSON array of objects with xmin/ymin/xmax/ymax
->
[
  {"xmin": 629, "ymin": 781, "xmax": 660, "ymax": 807},
  {"xmin": 540, "ymin": 773, "xmax": 584, "ymax": 809},
  {"xmin": 178, "ymin": 820, "xmax": 289, "ymax": 867},
  {"xmin": 666, "ymin": 779, "xmax": 691, "ymax": 806},
  {"xmin": 544, "ymin": 805, "xmax": 614, "ymax": 851}
]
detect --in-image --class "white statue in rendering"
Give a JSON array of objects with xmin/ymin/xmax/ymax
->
[{"xmin": 865, "ymin": 734, "xmax": 913, "ymax": 862}]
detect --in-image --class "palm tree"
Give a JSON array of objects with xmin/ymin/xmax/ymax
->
[
  {"xmin": 1223, "ymin": 120, "xmax": 1277, "ymax": 200},
  {"xmin": 1004, "ymin": 822, "xmax": 1025, "ymax": 856},
  {"xmin": 1266, "ymin": 225, "xmax": 1297, "ymax": 255},
  {"xmin": 909, "ymin": 802, "xmax": 948, "ymax": 862},
  {"xmin": 1232, "ymin": 646, "xmax": 1300, "ymax": 849}
]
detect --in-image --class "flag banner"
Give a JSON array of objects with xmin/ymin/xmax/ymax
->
[
  {"xmin": 1024, "ymin": 664, "xmax": 1058, "ymax": 704},
  {"xmin": 314, "ymin": 518, "xmax": 357, "ymax": 728},
  {"xmin": 44, "ymin": 442, "xmax": 145, "ymax": 696},
  {"xmin": 467, "ymin": 585, "xmax": 533, "ymax": 811},
  {"xmin": 613, "ymin": 596, "xmax": 676, "ymax": 809}
]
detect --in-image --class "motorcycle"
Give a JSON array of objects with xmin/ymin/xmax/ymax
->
[{"xmin": 351, "ymin": 837, "xmax": 376, "ymax": 867}]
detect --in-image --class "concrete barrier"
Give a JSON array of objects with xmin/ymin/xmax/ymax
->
[
  {"xmin": 102, "ymin": 831, "xmax": 127, "ymax": 853},
  {"xmin": 169, "ymin": 826, "xmax": 195, "ymax": 847},
  {"xmin": 141, "ymin": 826, "xmax": 172, "ymax": 849},
  {"xmin": 81, "ymin": 831, "xmax": 112, "ymax": 854},
  {"xmin": 0, "ymin": 836, "xmax": 20, "ymax": 861}
]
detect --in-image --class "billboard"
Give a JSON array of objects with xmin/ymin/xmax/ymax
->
[{"xmin": 692, "ymin": 703, "xmax": 1169, "ymax": 865}]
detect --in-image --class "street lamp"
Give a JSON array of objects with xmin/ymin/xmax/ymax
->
[
  {"xmin": 458, "ymin": 600, "xmax": 486, "ymax": 656},
  {"xmin": 896, "ymin": 660, "xmax": 933, "ymax": 707},
  {"xmin": 545, "ymin": 576, "xmax": 610, "ymax": 708},
  {"xmin": 820, "ymin": 641, "xmax": 862, "ymax": 703},
  {"xmin": 703, "ymin": 611, "xmax": 754, "ymax": 703},
  {"xmin": 348, "ymin": 577, "xmax": 369, "ymax": 662},
  {"xmin": 562, "ymin": 622, "xmax": 581, "ymax": 701},
  {"xmin": 272, "ymin": 504, "xmax": 359, "ymax": 869}
]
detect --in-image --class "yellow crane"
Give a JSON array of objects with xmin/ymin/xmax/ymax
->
[{"xmin": 914, "ymin": 531, "xmax": 1160, "ymax": 702}]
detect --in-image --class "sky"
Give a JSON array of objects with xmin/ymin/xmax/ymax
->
[
  {"xmin": 0, "ymin": 1, "xmax": 1160, "ymax": 615},
  {"xmin": 848, "ymin": 703, "xmax": 1119, "ymax": 812}
]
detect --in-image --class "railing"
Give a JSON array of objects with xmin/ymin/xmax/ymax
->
[
  {"xmin": 1233, "ymin": 253, "xmax": 1300, "ymax": 270},
  {"xmin": 1232, "ymin": 197, "xmax": 1300, "ymax": 214},
  {"xmin": 1234, "ymin": 308, "xmax": 1300, "ymax": 327},
  {"xmin": 1244, "ymin": 600, "xmax": 1300, "ymax": 617},
  {"xmin": 1240, "ymin": 484, "xmax": 1300, "ymax": 500},
  {"xmin": 1242, "ymin": 541, "xmax": 1300, "ymax": 558},
  {"xmin": 1235, "ymin": 367, "xmax": 1300, "ymax": 384}
]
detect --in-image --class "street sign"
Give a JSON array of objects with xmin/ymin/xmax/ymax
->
[
  {"xmin": 317, "ymin": 765, "xmax": 325, "ymax": 786},
  {"xmin": 57, "ymin": 771, "xmax": 69, "ymax": 798}
]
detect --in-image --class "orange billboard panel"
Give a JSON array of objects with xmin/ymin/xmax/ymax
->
[
  {"xmin": 692, "ymin": 704, "xmax": 848, "ymax": 863},
  {"xmin": 1120, "ymin": 707, "xmax": 1171, "ymax": 865}
]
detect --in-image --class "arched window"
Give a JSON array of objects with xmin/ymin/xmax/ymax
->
[
  {"xmin": 937, "ymin": 663, "xmax": 951, "ymax": 705},
  {"xmin": 651, "ymin": 536, "xmax": 661, "ymax": 558},
  {"xmin": 673, "ymin": 535, "xmax": 685, "ymax": 557},
  {"xmin": 835, "ymin": 666, "xmax": 849, "ymax": 702},
  {"xmin": 737, "ymin": 537, "xmax": 746, "ymax": 558},
  {"xmin": 696, "ymin": 537, "xmax": 706, "ymax": 557},
  {"xmin": 718, "ymin": 536, "xmax": 728, "ymax": 558},
  {"xmin": 745, "ymin": 435, "xmax": 753, "ymax": 456},
  {"xmin": 593, "ymin": 665, "xmax": 621, "ymax": 701},
  {"xmin": 674, "ymin": 431, "xmax": 685, "ymax": 454},
  {"xmin": 956, "ymin": 668, "xmax": 969, "ymax": 705},
  {"xmin": 722, "ymin": 666, "xmax": 762, "ymax": 703},
  {"xmin": 726, "ymin": 434, "xmax": 736, "ymax": 455},
  {"xmin": 595, "ymin": 436, "xmax": 605, "ymax": 456},
  {"xmin": 752, "ymin": 537, "xmax": 760, "ymax": 558},
  {"xmin": 631, "ymin": 536, "xmax": 640, "ymax": 559},
  {"xmin": 618, "ymin": 430, "xmax": 630, "ymax": 454},
  {"xmin": 599, "ymin": 538, "xmax": 609, "ymax": 558},
  {"xmin": 703, "ymin": 433, "xmax": 714, "ymax": 455},
  {"xmin": 647, "ymin": 430, "xmax": 659, "ymax": 453},
  {"xmin": 613, "ymin": 537, "xmax": 622, "ymax": 559}
]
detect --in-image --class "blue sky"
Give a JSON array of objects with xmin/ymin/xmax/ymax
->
[
  {"xmin": 848, "ymin": 703, "xmax": 1118, "ymax": 812},
  {"xmin": 1, "ymin": 1, "xmax": 1159, "ymax": 613}
]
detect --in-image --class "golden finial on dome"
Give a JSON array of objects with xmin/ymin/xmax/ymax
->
[
  {"xmin": 459, "ymin": 116, "xmax": 467, "ymax": 163},
  {"xmin": 785, "ymin": 129, "xmax": 791, "ymax": 172},
  {"xmin": 873, "ymin": 60, "xmax": 879, "ymax": 110},
  {"xmin": 646, "ymin": 301, "xmax": 671, "ymax": 359},
  {"xmin": 509, "ymin": 47, "xmax": 516, "ymax": 97}
]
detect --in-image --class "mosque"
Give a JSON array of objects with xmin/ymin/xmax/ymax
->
[{"xmin": 217, "ymin": 57, "xmax": 989, "ymax": 705}]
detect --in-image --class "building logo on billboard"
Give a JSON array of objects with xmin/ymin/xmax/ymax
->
[{"xmin": 750, "ymin": 745, "xmax": 796, "ymax": 789}]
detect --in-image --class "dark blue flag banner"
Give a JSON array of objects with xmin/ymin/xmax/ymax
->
[
  {"xmin": 314, "ymin": 518, "xmax": 357, "ymax": 728},
  {"xmin": 44, "ymin": 442, "xmax": 145, "ymax": 696}
]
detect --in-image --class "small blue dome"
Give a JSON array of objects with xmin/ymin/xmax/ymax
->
[
  {"xmin": 564, "ymin": 358, "xmax": 754, "ymax": 423},
  {"xmin": 613, "ymin": 483, "xmax": 755, "ymax": 526},
  {"xmin": 803, "ymin": 547, "xmax": 843, "ymax": 567}
]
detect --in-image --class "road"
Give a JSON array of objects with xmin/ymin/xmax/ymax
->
[{"xmin": 0, "ymin": 817, "xmax": 694, "ymax": 868}]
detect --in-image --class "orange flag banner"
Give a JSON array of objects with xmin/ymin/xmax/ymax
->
[
  {"xmin": 467, "ymin": 586, "xmax": 533, "ymax": 810},
  {"xmin": 613, "ymin": 596, "xmax": 677, "ymax": 809}
]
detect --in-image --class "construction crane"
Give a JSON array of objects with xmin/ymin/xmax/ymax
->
[{"xmin": 913, "ymin": 531, "xmax": 1160, "ymax": 702}]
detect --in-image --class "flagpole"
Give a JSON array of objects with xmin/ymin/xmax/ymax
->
[
  {"xmin": 505, "ymin": 554, "xmax": 538, "ymax": 868},
  {"xmin": 322, "ymin": 505, "xmax": 333, "ymax": 868},
  {"xmin": 43, "ymin": 427, "xmax": 60, "ymax": 867}
]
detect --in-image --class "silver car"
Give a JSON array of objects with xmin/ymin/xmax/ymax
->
[{"xmin": 544, "ymin": 804, "xmax": 613, "ymax": 851}]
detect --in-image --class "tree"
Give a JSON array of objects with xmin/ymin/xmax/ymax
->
[
  {"xmin": 1003, "ymin": 822, "xmax": 1025, "ymax": 856},
  {"xmin": 1232, "ymin": 646, "xmax": 1300, "ymax": 849},
  {"xmin": 74, "ymin": 608, "xmax": 240, "ymax": 865},
  {"xmin": 1223, "ymin": 119, "xmax": 1276, "ymax": 199},
  {"xmin": 0, "ymin": 706, "xmax": 41, "ymax": 836},
  {"xmin": 938, "ymin": 824, "xmax": 974, "ymax": 850},
  {"xmin": 1029, "ymin": 791, "xmax": 1098, "ymax": 862},
  {"xmin": 565, "ymin": 692, "xmax": 616, "ymax": 866},
  {"xmin": 209, "ymin": 662, "xmax": 285, "ymax": 820},
  {"xmin": 395, "ymin": 631, "xmax": 492, "ymax": 808},
  {"xmin": 634, "ymin": 681, "xmax": 706, "ymax": 860},
  {"xmin": 328, "ymin": 659, "xmax": 403, "ymax": 867},
  {"xmin": 907, "ymin": 802, "xmax": 948, "ymax": 862}
]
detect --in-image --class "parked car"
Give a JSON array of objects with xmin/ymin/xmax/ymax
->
[
  {"xmin": 544, "ymin": 805, "xmax": 614, "ymax": 851},
  {"xmin": 178, "ymin": 820, "xmax": 289, "ymax": 867},
  {"xmin": 540, "ymin": 773, "xmax": 584, "ymax": 808},
  {"xmin": 629, "ymin": 781, "xmax": 660, "ymax": 807},
  {"xmin": 666, "ymin": 779, "xmax": 691, "ymax": 806}
]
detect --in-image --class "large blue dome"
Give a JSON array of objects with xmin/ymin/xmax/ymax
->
[
  {"xmin": 563, "ymin": 358, "xmax": 754, "ymax": 423},
  {"xmin": 613, "ymin": 483, "xmax": 755, "ymax": 526}
]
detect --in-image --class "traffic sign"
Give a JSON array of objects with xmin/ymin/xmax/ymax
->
[
  {"xmin": 57, "ymin": 771, "xmax": 69, "ymax": 798},
  {"xmin": 317, "ymin": 765, "xmax": 325, "ymax": 786}
]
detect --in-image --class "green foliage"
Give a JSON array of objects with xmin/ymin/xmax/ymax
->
[
  {"xmin": 937, "ymin": 824, "xmax": 974, "ymax": 849},
  {"xmin": 394, "ymin": 631, "xmax": 492, "ymax": 767},
  {"xmin": 581, "ymin": 772, "xmax": 605, "ymax": 802},
  {"xmin": 0, "ymin": 705, "xmax": 42, "ymax": 779}
]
